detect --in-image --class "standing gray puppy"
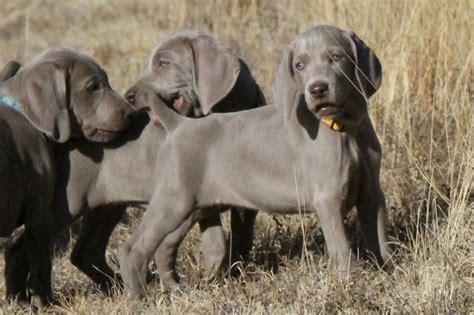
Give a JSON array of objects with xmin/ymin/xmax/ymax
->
[
  {"xmin": 118, "ymin": 25, "xmax": 390, "ymax": 299},
  {"xmin": 125, "ymin": 29, "xmax": 265, "ymax": 271},
  {"xmin": 0, "ymin": 65, "xmax": 56, "ymax": 308},
  {"xmin": 0, "ymin": 48, "xmax": 133, "ymax": 307}
]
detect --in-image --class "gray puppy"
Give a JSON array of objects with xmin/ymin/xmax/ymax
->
[
  {"xmin": 125, "ymin": 29, "xmax": 265, "ymax": 270},
  {"xmin": 41, "ymin": 30, "xmax": 265, "ymax": 293},
  {"xmin": 118, "ymin": 25, "xmax": 390, "ymax": 299},
  {"xmin": 0, "ymin": 47, "xmax": 133, "ymax": 307}
]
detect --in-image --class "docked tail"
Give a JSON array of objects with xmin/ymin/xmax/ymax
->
[{"xmin": 146, "ymin": 93, "xmax": 183, "ymax": 133}]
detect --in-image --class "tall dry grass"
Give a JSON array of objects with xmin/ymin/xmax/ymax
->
[{"xmin": 0, "ymin": 0, "xmax": 472, "ymax": 313}]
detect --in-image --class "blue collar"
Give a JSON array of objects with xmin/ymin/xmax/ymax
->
[
  {"xmin": 0, "ymin": 96, "xmax": 22, "ymax": 113},
  {"xmin": 0, "ymin": 96, "xmax": 52, "ymax": 141}
]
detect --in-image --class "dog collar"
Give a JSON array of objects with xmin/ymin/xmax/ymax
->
[
  {"xmin": 0, "ymin": 96, "xmax": 21, "ymax": 113},
  {"xmin": 321, "ymin": 118, "xmax": 344, "ymax": 132},
  {"xmin": 0, "ymin": 96, "xmax": 52, "ymax": 141}
]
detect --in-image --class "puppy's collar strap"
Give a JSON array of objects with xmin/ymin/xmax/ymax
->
[
  {"xmin": 321, "ymin": 118, "xmax": 344, "ymax": 132},
  {"xmin": 0, "ymin": 96, "xmax": 22, "ymax": 113},
  {"xmin": 0, "ymin": 96, "xmax": 52, "ymax": 141}
]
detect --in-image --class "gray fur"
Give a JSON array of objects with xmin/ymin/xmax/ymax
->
[{"xmin": 118, "ymin": 25, "xmax": 390, "ymax": 299}]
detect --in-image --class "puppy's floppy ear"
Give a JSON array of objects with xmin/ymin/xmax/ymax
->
[
  {"xmin": 210, "ymin": 60, "xmax": 266, "ymax": 113},
  {"xmin": 20, "ymin": 62, "xmax": 71, "ymax": 143},
  {"xmin": 256, "ymin": 83, "xmax": 267, "ymax": 106},
  {"xmin": 345, "ymin": 31, "xmax": 382, "ymax": 99},
  {"xmin": 190, "ymin": 35, "xmax": 240, "ymax": 115},
  {"xmin": 274, "ymin": 47, "xmax": 297, "ymax": 122},
  {"xmin": 0, "ymin": 60, "xmax": 21, "ymax": 82}
]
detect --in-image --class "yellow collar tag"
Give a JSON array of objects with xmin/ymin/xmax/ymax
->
[{"xmin": 321, "ymin": 118, "xmax": 344, "ymax": 132}]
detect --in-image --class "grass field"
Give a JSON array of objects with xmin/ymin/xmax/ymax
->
[{"xmin": 0, "ymin": 0, "xmax": 472, "ymax": 313}]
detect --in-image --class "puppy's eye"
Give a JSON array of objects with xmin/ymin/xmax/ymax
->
[
  {"xmin": 159, "ymin": 60, "xmax": 170, "ymax": 67},
  {"xmin": 330, "ymin": 53, "xmax": 343, "ymax": 62},
  {"xmin": 86, "ymin": 81, "xmax": 100, "ymax": 92},
  {"xmin": 295, "ymin": 62, "xmax": 305, "ymax": 70}
]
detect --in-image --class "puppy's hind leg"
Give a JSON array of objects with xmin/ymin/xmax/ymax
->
[
  {"xmin": 357, "ymin": 187, "xmax": 390, "ymax": 267},
  {"xmin": 118, "ymin": 196, "xmax": 196, "ymax": 300},
  {"xmin": 230, "ymin": 207, "xmax": 257, "ymax": 262},
  {"xmin": 153, "ymin": 214, "xmax": 198, "ymax": 290}
]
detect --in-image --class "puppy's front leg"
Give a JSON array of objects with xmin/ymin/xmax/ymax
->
[
  {"xmin": 5, "ymin": 234, "xmax": 29, "ymax": 305},
  {"xmin": 315, "ymin": 198, "xmax": 353, "ymax": 272},
  {"xmin": 70, "ymin": 205, "xmax": 126, "ymax": 293},
  {"xmin": 24, "ymin": 225, "xmax": 54, "ymax": 308}
]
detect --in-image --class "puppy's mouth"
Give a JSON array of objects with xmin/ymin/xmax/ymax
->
[
  {"xmin": 158, "ymin": 92, "xmax": 190, "ymax": 115},
  {"xmin": 314, "ymin": 103, "xmax": 341, "ymax": 116},
  {"xmin": 84, "ymin": 127, "xmax": 123, "ymax": 142},
  {"xmin": 95, "ymin": 128, "xmax": 121, "ymax": 137}
]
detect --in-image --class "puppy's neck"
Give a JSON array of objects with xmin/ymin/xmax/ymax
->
[
  {"xmin": 0, "ymin": 73, "xmax": 22, "ymax": 99},
  {"xmin": 0, "ymin": 82, "xmax": 13, "ymax": 99}
]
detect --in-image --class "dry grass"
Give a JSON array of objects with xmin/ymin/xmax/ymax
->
[{"xmin": 1, "ymin": 0, "xmax": 473, "ymax": 313}]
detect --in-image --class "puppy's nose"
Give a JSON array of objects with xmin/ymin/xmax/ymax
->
[
  {"xmin": 309, "ymin": 81, "xmax": 329, "ymax": 98},
  {"xmin": 125, "ymin": 89, "xmax": 136, "ymax": 105}
]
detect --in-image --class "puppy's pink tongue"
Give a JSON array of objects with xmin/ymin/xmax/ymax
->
[{"xmin": 173, "ymin": 96, "xmax": 185, "ymax": 110}]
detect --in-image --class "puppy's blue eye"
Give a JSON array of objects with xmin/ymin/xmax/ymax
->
[
  {"xmin": 295, "ymin": 62, "xmax": 305, "ymax": 70},
  {"xmin": 331, "ymin": 53, "xmax": 343, "ymax": 62}
]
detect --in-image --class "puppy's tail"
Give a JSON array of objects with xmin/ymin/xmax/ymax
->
[{"xmin": 148, "ymin": 94, "xmax": 183, "ymax": 133}]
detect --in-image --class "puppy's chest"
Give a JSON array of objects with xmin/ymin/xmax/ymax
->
[{"xmin": 299, "ymin": 136, "xmax": 360, "ymax": 206}]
